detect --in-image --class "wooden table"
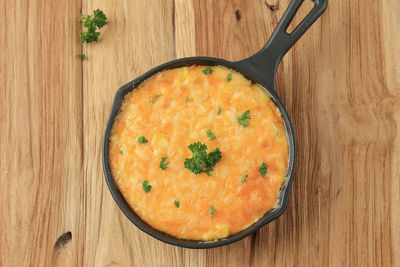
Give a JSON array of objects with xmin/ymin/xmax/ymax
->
[{"xmin": 1, "ymin": 0, "xmax": 399, "ymax": 266}]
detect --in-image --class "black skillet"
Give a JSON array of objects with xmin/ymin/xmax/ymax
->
[{"xmin": 102, "ymin": 0, "xmax": 327, "ymax": 249}]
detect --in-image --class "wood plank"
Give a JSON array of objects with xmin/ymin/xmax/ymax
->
[
  {"xmin": 81, "ymin": 0, "xmax": 177, "ymax": 266},
  {"xmin": 192, "ymin": 1, "xmax": 399, "ymax": 266},
  {"xmin": 0, "ymin": 0, "xmax": 83, "ymax": 266}
]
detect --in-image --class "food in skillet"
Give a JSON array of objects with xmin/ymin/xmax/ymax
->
[{"xmin": 109, "ymin": 65, "xmax": 289, "ymax": 240}]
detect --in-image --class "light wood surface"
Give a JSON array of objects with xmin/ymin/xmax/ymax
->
[{"xmin": 1, "ymin": 0, "xmax": 399, "ymax": 266}]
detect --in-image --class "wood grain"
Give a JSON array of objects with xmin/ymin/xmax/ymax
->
[
  {"xmin": 1, "ymin": 0, "xmax": 399, "ymax": 266},
  {"xmin": 0, "ymin": 0, "xmax": 83, "ymax": 266}
]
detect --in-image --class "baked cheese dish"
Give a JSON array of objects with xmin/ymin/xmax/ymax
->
[{"xmin": 109, "ymin": 65, "xmax": 289, "ymax": 240}]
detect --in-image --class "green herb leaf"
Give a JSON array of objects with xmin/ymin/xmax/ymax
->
[
  {"xmin": 77, "ymin": 54, "xmax": 86, "ymax": 60},
  {"xmin": 259, "ymin": 162, "xmax": 267, "ymax": 177},
  {"xmin": 237, "ymin": 110, "xmax": 251, "ymax": 127},
  {"xmin": 210, "ymin": 206, "xmax": 215, "ymax": 217},
  {"xmin": 204, "ymin": 148, "xmax": 222, "ymax": 176},
  {"xmin": 202, "ymin": 68, "xmax": 213, "ymax": 75},
  {"xmin": 207, "ymin": 129, "xmax": 216, "ymax": 140},
  {"xmin": 92, "ymin": 9, "xmax": 107, "ymax": 28},
  {"xmin": 142, "ymin": 180, "xmax": 152, "ymax": 193},
  {"xmin": 149, "ymin": 94, "xmax": 161, "ymax": 104},
  {"xmin": 184, "ymin": 142, "xmax": 222, "ymax": 176},
  {"xmin": 137, "ymin": 136, "xmax": 148, "ymax": 144},
  {"xmin": 174, "ymin": 200, "xmax": 180, "ymax": 208},
  {"xmin": 185, "ymin": 96, "xmax": 190, "ymax": 103},
  {"xmin": 119, "ymin": 150, "xmax": 123, "ymax": 154},
  {"xmin": 159, "ymin": 157, "xmax": 169, "ymax": 170},
  {"xmin": 217, "ymin": 107, "xmax": 221, "ymax": 115},
  {"xmin": 79, "ymin": 9, "xmax": 107, "ymax": 43},
  {"xmin": 241, "ymin": 174, "xmax": 248, "ymax": 183},
  {"xmin": 227, "ymin": 73, "xmax": 232, "ymax": 82}
]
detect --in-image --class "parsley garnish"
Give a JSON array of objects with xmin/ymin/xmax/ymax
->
[
  {"xmin": 149, "ymin": 94, "xmax": 161, "ymax": 104},
  {"xmin": 202, "ymin": 68, "xmax": 213, "ymax": 75},
  {"xmin": 142, "ymin": 180, "xmax": 152, "ymax": 193},
  {"xmin": 241, "ymin": 174, "xmax": 248, "ymax": 183},
  {"xmin": 237, "ymin": 110, "xmax": 251, "ymax": 127},
  {"xmin": 207, "ymin": 129, "xmax": 216, "ymax": 140},
  {"xmin": 210, "ymin": 206, "xmax": 215, "ymax": 217},
  {"xmin": 217, "ymin": 107, "xmax": 221, "ymax": 115},
  {"xmin": 79, "ymin": 9, "xmax": 107, "ymax": 43},
  {"xmin": 184, "ymin": 142, "xmax": 222, "ymax": 176},
  {"xmin": 159, "ymin": 157, "xmax": 169, "ymax": 170},
  {"xmin": 77, "ymin": 54, "xmax": 86, "ymax": 60},
  {"xmin": 227, "ymin": 73, "xmax": 232, "ymax": 82},
  {"xmin": 137, "ymin": 136, "xmax": 148, "ymax": 144},
  {"xmin": 185, "ymin": 96, "xmax": 190, "ymax": 103},
  {"xmin": 119, "ymin": 150, "xmax": 123, "ymax": 154},
  {"xmin": 259, "ymin": 162, "xmax": 267, "ymax": 177},
  {"xmin": 174, "ymin": 200, "xmax": 180, "ymax": 208}
]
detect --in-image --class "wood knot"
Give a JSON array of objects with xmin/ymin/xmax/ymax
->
[
  {"xmin": 54, "ymin": 231, "xmax": 72, "ymax": 250},
  {"xmin": 265, "ymin": 2, "xmax": 279, "ymax": 11},
  {"xmin": 336, "ymin": 189, "xmax": 341, "ymax": 197},
  {"xmin": 235, "ymin": 10, "xmax": 241, "ymax": 21}
]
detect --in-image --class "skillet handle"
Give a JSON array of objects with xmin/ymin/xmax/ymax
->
[{"xmin": 236, "ymin": 0, "xmax": 327, "ymax": 90}]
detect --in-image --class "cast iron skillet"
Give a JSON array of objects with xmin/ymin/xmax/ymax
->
[{"xmin": 103, "ymin": 0, "xmax": 327, "ymax": 249}]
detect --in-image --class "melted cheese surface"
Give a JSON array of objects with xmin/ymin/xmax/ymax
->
[{"xmin": 109, "ymin": 66, "xmax": 289, "ymax": 240}]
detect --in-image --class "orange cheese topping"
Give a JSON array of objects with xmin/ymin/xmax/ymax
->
[{"xmin": 109, "ymin": 66, "xmax": 289, "ymax": 240}]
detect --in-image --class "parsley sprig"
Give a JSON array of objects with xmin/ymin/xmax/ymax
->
[
  {"xmin": 79, "ymin": 9, "xmax": 108, "ymax": 43},
  {"xmin": 142, "ymin": 180, "xmax": 152, "ymax": 193},
  {"xmin": 149, "ymin": 94, "xmax": 161, "ymax": 104},
  {"xmin": 174, "ymin": 200, "xmax": 180, "ymax": 208},
  {"xmin": 159, "ymin": 157, "xmax": 169, "ymax": 170},
  {"xmin": 207, "ymin": 129, "xmax": 216, "ymax": 140},
  {"xmin": 259, "ymin": 162, "xmax": 267, "ymax": 177},
  {"xmin": 237, "ymin": 110, "xmax": 251, "ymax": 127},
  {"xmin": 210, "ymin": 206, "xmax": 215, "ymax": 217},
  {"xmin": 202, "ymin": 68, "xmax": 213, "ymax": 74},
  {"xmin": 137, "ymin": 136, "xmax": 148, "ymax": 144},
  {"xmin": 184, "ymin": 142, "xmax": 222, "ymax": 176}
]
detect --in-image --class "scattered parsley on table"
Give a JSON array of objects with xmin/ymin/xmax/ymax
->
[{"xmin": 79, "ymin": 9, "xmax": 107, "ymax": 43}]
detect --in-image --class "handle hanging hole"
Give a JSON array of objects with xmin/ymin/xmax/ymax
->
[{"xmin": 286, "ymin": 0, "xmax": 314, "ymax": 34}]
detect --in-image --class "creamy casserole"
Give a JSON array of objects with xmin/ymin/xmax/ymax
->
[{"xmin": 109, "ymin": 65, "xmax": 288, "ymax": 240}]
